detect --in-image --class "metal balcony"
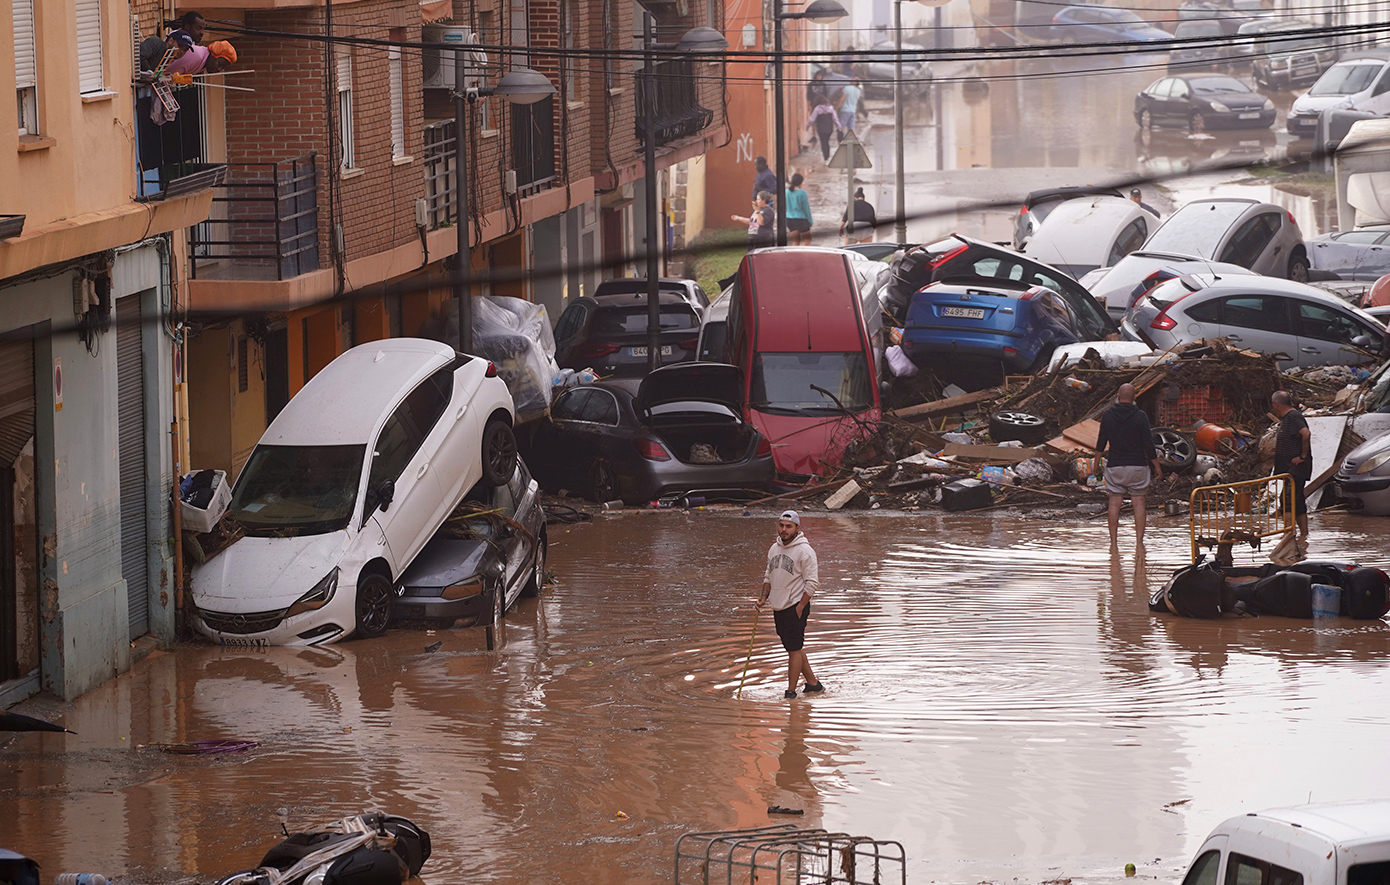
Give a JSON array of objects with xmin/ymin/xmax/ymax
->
[{"xmin": 188, "ymin": 155, "xmax": 320, "ymax": 281}]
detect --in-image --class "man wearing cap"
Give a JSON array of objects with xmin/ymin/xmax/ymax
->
[
  {"xmin": 756, "ymin": 511, "xmax": 823, "ymax": 699},
  {"xmin": 1129, "ymin": 188, "xmax": 1159, "ymax": 218}
]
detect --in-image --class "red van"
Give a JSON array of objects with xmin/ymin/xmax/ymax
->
[{"xmin": 720, "ymin": 248, "xmax": 881, "ymax": 478}]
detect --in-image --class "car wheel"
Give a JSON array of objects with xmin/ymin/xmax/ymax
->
[
  {"xmin": 1189, "ymin": 112, "xmax": 1207, "ymax": 134},
  {"xmin": 590, "ymin": 458, "xmax": 618, "ymax": 504},
  {"xmin": 355, "ymin": 571, "xmax": 394, "ymax": 639},
  {"xmin": 1139, "ymin": 109, "xmax": 1153, "ymax": 130},
  {"xmin": 1153, "ymin": 427, "xmax": 1197, "ymax": 475},
  {"xmin": 481, "ymin": 419, "xmax": 518, "ymax": 486},
  {"xmin": 522, "ymin": 531, "xmax": 547, "ymax": 598},
  {"xmin": 1288, "ymin": 252, "xmax": 1310, "ymax": 283},
  {"xmin": 989, "ymin": 410, "xmax": 1048, "ymax": 446}
]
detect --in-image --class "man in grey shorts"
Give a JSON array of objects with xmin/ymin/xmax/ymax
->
[{"xmin": 1096, "ymin": 383, "xmax": 1166, "ymax": 548}]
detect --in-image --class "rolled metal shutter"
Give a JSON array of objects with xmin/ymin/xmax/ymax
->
[
  {"xmin": 116, "ymin": 296, "xmax": 148, "ymax": 637},
  {"xmin": 0, "ymin": 338, "xmax": 35, "ymax": 469},
  {"xmin": 76, "ymin": 0, "xmax": 103, "ymax": 93},
  {"xmin": 13, "ymin": 0, "xmax": 36, "ymax": 91}
]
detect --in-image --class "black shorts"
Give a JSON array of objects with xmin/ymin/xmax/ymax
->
[
  {"xmin": 773, "ymin": 602, "xmax": 810, "ymax": 652},
  {"xmin": 1282, "ymin": 471, "xmax": 1309, "ymax": 516},
  {"xmin": 788, "ymin": 218, "xmax": 812, "ymax": 233}
]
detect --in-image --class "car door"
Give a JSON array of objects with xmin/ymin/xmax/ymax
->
[
  {"xmin": 1360, "ymin": 64, "xmax": 1390, "ymax": 114},
  {"xmin": 1145, "ymin": 78, "xmax": 1173, "ymax": 122},
  {"xmin": 365, "ymin": 387, "xmax": 447, "ymax": 573},
  {"xmin": 1292, "ymin": 298, "xmax": 1383, "ymax": 366},
  {"xmin": 1219, "ymin": 212, "xmax": 1284, "ymax": 274},
  {"xmin": 1168, "ymin": 78, "xmax": 1193, "ymax": 122},
  {"xmin": 524, "ymin": 387, "xmax": 592, "ymax": 487},
  {"xmin": 1313, "ymin": 230, "xmax": 1390, "ymax": 279},
  {"xmin": 1209, "ymin": 293, "xmax": 1296, "ymax": 362},
  {"xmin": 415, "ymin": 365, "xmax": 478, "ymax": 518}
]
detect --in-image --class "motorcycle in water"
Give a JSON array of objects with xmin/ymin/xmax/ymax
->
[
  {"xmin": 215, "ymin": 813, "xmax": 431, "ymax": 885},
  {"xmin": 1151, "ymin": 558, "xmax": 1390, "ymax": 620}
]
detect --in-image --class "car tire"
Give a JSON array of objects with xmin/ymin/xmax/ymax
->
[
  {"xmin": 989, "ymin": 410, "xmax": 1048, "ymax": 446},
  {"xmin": 1189, "ymin": 112, "xmax": 1207, "ymax": 134},
  {"xmin": 355, "ymin": 570, "xmax": 394, "ymax": 639},
  {"xmin": 1153, "ymin": 427, "xmax": 1197, "ymax": 475},
  {"xmin": 590, "ymin": 458, "xmax": 618, "ymax": 504},
  {"xmin": 522, "ymin": 531, "xmax": 547, "ymax": 599},
  {"xmin": 1288, "ymin": 251, "xmax": 1311, "ymax": 283},
  {"xmin": 1139, "ymin": 109, "xmax": 1153, "ymax": 130},
  {"xmin": 481, "ymin": 419, "xmax": 518, "ymax": 487}
]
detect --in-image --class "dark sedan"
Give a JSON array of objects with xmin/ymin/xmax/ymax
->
[
  {"xmin": 553, "ymin": 291, "xmax": 701, "ymax": 377},
  {"xmin": 520, "ymin": 362, "xmax": 775, "ymax": 505},
  {"xmin": 1306, "ymin": 226, "xmax": 1390, "ymax": 281},
  {"xmin": 1135, "ymin": 75, "xmax": 1275, "ymax": 132}
]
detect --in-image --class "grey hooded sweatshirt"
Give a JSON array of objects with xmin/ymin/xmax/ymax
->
[{"xmin": 764, "ymin": 532, "xmax": 819, "ymax": 612}]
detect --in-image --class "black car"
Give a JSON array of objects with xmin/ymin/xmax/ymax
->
[
  {"xmin": 394, "ymin": 460, "xmax": 547, "ymax": 627},
  {"xmin": 1247, "ymin": 21, "xmax": 1339, "ymax": 89},
  {"xmin": 860, "ymin": 40, "xmax": 932, "ymax": 99},
  {"xmin": 1169, "ymin": 20, "xmax": 1232, "ymax": 71},
  {"xmin": 520, "ymin": 362, "xmax": 775, "ymax": 505},
  {"xmin": 1134, "ymin": 74, "xmax": 1275, "ymax": 132},
  {"xmin": 591, "ymin": 276, "xmax": 712, "ymax": 315},
  {"xmin": 553, "ymin": 291, "xmax": 701, "ymax": 377},
  {"xmin": 1306, "ymin": 225, "xmax": 1390, "ymax": 281}
]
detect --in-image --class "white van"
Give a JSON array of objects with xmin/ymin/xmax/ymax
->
[
  {"xmin": 1181, "ymin": 801, "xmax": 1390, "ymax": 885},
  {"xmin": 1288, "ymin": 49, "xmax": 1390, "ymax": 140}
]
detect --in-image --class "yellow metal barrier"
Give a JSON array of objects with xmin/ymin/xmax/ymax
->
[{"xmin": 1189, "ymin": 474, "xmax": 1295, "ymax": 563}]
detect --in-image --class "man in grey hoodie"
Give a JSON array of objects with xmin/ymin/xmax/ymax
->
[
  {"xmin": 756, "ymin": 510, "xmax": 823, "ymax": 699},
  {"xmin": 1096, "ymin": 383, "xmax": 1166, "ymax": 548}
]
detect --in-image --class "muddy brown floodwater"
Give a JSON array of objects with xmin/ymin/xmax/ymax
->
[{"xmin": 5, "ymin": 511, "xmax": 1390, "ymax": 885}]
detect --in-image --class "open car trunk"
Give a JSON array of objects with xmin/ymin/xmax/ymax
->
[
  {"xmin": 636, "ymin": 362, "xmax": 756, "ymax": 464},
  {"xmin": 653, "ymin": 424, "xmax": 756, "ymax": 465}
]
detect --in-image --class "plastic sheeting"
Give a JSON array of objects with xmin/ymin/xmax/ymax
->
[{"xmin": 472, "ymin": 296, "xmax": 560, "ymax": 422}]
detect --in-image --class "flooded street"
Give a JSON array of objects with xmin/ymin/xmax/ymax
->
[{"xmin": 6, "ymin": 511, "xmax": 1390, "ymax": 884}]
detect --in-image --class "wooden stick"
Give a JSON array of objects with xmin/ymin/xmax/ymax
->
[{"xmin": 735, "ymin": 609, "xmax": 760, "ymax": 700}]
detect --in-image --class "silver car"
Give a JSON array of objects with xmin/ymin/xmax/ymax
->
[
  {"xmin": 1142, "ymin": 198, "xmax": 1311, "ymax": 281},
  {"xmin": 1083, "ymin": 249, "xmax": 1255, "ymax": 321},
  {"xmin": 1335, "ymin": 431, "xmax": 1390, "ymax": 516},
  {"xmin": 1122, "ymin": 273, "xmax": 1387, "ymax": 367}
]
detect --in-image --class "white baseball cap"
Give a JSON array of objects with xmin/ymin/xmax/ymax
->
[{"xmin": 779, "ymin": 510, "xmax": 800, "ymax": 525}]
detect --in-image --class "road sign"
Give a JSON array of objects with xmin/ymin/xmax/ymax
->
[{"xmin": 827, "ymin": 130, "xmax": 872, "ymax": 170}]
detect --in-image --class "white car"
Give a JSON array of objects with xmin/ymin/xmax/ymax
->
[
  {"xmin": 1286, "ymin": 48, "xmax": 1390, "ymax": 139},
  {"xmin": 1180, "ymin": 801, "xmax": 1390, "ymax": 885},
  {"xmin": 192, "ymin": 339, "xmax": 518, "ymax": 646},
  {"xmin": 1082, "ymin": 249, "xmax": 1255, "ymax": 321},
  {"xmin": 1142, "ymin": 198, "xmax": 1310, "ymax": 281},
  {"xmin": 1021, "ymin": 194, "xmax": 1153, "ymax": 280}
]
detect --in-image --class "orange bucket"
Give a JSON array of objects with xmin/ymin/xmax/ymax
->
[{"xmin": 1195, "ymin": 423, "xmax": 1237, "ymax": 454}]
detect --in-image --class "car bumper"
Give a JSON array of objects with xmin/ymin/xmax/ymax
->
[
  {"xmin": 1207, "ymin": 110, "xmax": 1277, "ymax": 129},
  {"xmin": 900, "ymin": 333, "xmax": 1034, "ymax": 372},
  {"xmin": 625, "ymin": 456, "xmax": 777, "ymax": 503},
  {"xmin": 394, "ymin": 589, "xmax": 489, "ymax": 622},
  {"xmin": 1286, "ymin": 114, "xmax": 1319, "ymax": 138},
  {"xmin": 191, "ymin": 603, "xmax": 351, "ymax": 646}
]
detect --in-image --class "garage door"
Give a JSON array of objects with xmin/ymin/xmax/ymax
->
[
  {"xmin": 0, "ymin": 336, "xmax": 35, "ymax": 681},
  {"xmin": 116, "ymin": 296, "xmax": 148, "ymax": 637}
]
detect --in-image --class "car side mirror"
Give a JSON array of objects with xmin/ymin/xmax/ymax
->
[
  {"xmin": 1353, "ymin": 335, "xmax": 1372, "ymax": 348},
  {"xmin": 373, "ymin": 479, "xmax": 395, "ymax": 513}
]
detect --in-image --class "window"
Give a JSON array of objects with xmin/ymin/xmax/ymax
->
[
  {"xmin": 1172, "ymin": 80, "xmax": 1191, "ymax": 98},
  {"xmin": 1294, "ymin": 300, "xmax": 1370, "ymax": 345},
  {"xmin": 1185, "ymin": 299, "xmax": 1221, "ymax": 323},
  {"xmin": 1218, "ymin": 295, "xmax": 1289, "ymax": 333},
  {"xmin": 1224, "ymin": 853, "xmax": 1303, "ymax": 885},
  {"xmin": 231, "ymin": 445, "xmax": 367, "ymax": 535},
  {"xmin": 368, "ymin": 369, "xmax": 453, "ymax": 492},
  {"xmin": 1333, "ymin": 230, "xmax": 1387, "ymax": 244},
  {"xmin": 476, "ymin": 11, "xmax": 495, "ymax": 130},
  {"xmin": 751, "ymin": 352, "xmax": 874, "ymax": 415},
  {"xmin": 591, "ymin": 304, "xmax": 698, "ymax": 335},
  {"xmin": 1149, "ymin": 79, "xmax": 1173, "ymax": 98},
  {"xmin": 554, "ymin": 301, "xmax": 590, "ymax": 343},
  {"xmin": 1182, "ymin": 850, "xmax": 1222, "ymax": 885},
  {"xmin": 578, "ymin": 389, "xmax": 620, "ymax": 425},
  {"xmin": 551, "ymin": 388, "xmax": 592, "ymax": 420},
  {"xmin": 13, "ymin": 0, "xmax": 37, "ymax": 134},
  {"xmin": 1109, "ymin": 219, "xmax": 1149, "ymax": 266},
  {"xmin": 509, "ymin": 0, "xmax": 529, "ymax": 65},
  {"xmin": 75, "ymin": 0, "xmax": 102, "ymax": 93},
  {"xmin": 1220, "ymin": 214, "xmax": 1281, "ymax": 267},
  {"xmin": 388, "ymin": 46, "xmax": 406, "ymax": 160},
  {"xmin": 1349, "ymin": 860, "xmax": 1390, "ymax": 885},
  {"xmin": 237, "ymin": 336, "xmax": 250, "ymax": 392},
  {"xmin": 336, "ymin": 51, "xmax": 355, "ymax": 169}
]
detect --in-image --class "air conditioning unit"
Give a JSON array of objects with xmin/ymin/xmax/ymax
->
[{"xmin": 422, "ymin": 26, "xmax": 488, "ymax": 90}]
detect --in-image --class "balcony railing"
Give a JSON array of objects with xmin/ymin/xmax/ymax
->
[
  {"xmin": 636, "ymin": 58, "xmax": 714, "ymax": 148},
  {"xmin": 135, "ymin": 86, "xmax": 227, "ymax": 201},
  {"xmin": 422, "ymin": 109, "xmax": 557, "ymax": 230},
  {"xmin": 189, "ymin": 155, "xmax": 320, "ymax": 281},
  {"xmin": 422, "ymin": 120, "xmax": 458, "ymax": 230}
]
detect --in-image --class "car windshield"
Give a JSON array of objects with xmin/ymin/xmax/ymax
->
[
  {"xmin": 1145, "ymin": 203, "xmax": 1250, "ymax": 258},
  {"xmin": 230, "ymin": 444, "xmax": 366, "ymax": 536},
  {"xmin": 1310, "ymin": 63, "xmax": 1381, "ymax": 96},
  {"xmin": 750, "ymin": 352, "xmax": 874, "ymax": 416},
  {"xmin": 1191, "ymin": 77, "xmax": 1251, "ymax": 94},
  {"xmin": 591, "ymin": 305, "xmax": 698, "ymax": 336}
]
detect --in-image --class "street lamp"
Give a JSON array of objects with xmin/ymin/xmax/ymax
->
[
  {"xmin": 452, "ymin": 56, "xmax": 555, "ymax": 354},
  {"xmin": 772, "ymin": 0, "xmax": 847, "ymax": 246},
  {"xmin": 639, "ymin": 15, "xmax": 729, "ymax": 372}
]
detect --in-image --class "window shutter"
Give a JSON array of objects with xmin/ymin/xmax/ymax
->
[
  {"xmin": 13, "ymin": 0, "xmax": 36, "ymax": 89},
  {"xmin": 336, "ymin": 51, "xmax": 351, "ymax": 93},
  {"xmin": 389, "ymin": 47, "xmax": 404, "ymax": 158},
  {"xmin": 76, "ymin": 0, "xmax": 103, "ymax": 93}
]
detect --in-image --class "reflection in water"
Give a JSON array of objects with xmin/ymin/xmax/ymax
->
[{"xmin": 4, "ymin": 513, "xmax": 1390, "ymax": 885}]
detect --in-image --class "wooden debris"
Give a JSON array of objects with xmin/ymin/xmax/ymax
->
[{"xmin": 889, "ymin": 387, "xmax": 1000, "ymax": 421}]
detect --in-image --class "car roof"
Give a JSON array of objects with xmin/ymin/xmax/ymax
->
[
  {"xmin": 1334, "ymin": 48, "xmax": 1390, "ymax": 63},
  {"xmin": 1023, "ymin": 185, "xmax": 1125, "ymax": 208},
  {"xmin": 590, "ymin": 291, "xmax": 694, "ymax": 309},
  {"xmin": 593, "ymin": 278, "xmax": 695, "ymax": 293},
  {"xmin": 261, "ymin": 338, "xmax": 456, "ymax": 446},
  {"xmin": 1184, "ymin": 272, "xmax": 1379, "ymax": 307},
  {"xmin": 1240, "ymin": 801, "xmax": 1390, "ymax": 847},
  {"xmin": 739, "ymin": 247, "xmax": 865, "ymax": 352}
]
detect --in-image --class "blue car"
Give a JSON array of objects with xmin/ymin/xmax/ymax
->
[
  {"xmin": 899, "ymin": 280, "xmax": 1086, "ymax": 376},
  {"xmin": 1051, "ymin": 6, "xmax": 1171, "ymax": 43}
]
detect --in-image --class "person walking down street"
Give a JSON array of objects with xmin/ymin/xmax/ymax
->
[
  {"xmin": 1096, "ymin": 383, "xmax": 1165, "ymax": 548},
  {"xmin": 1130, "ymin": 187, "xmax": 1160, "ymax": 217},
  {"xmin": 752, "ymin": 156, "xmax": 777, "ymax": 203},
  {"xmin": 807, "ymin": 98, "xmax": 841, "ymax": 163},
  {"xmin": 836, "ymin": 79, "xmax": 862, "ymax": 136},
  {"xmin": 840, "ymin": 188, "xmax": 877, "ymax": 244},
  {"xmin": 785, "ymin": 174, "xmax": 814, "ymax": 246},
  {"xmin": 756, "ymin": 511, "xmax": 822, "ymax": 699},
  {"xmin": 1272, "ymin": 390, "xmax": 1312, "ymax": 552},
  {"xmin": 731, "ymin": 191, "xmax": 776, "ymax": 251}
]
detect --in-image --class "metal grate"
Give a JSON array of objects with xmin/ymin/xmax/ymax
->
[
  {"xmin": 1189, "ymin": 474, "xmax": 1296, "ymax": 563},
  {"xmin": 197, "ymin": 606, "xmax": 286, "ymax": 635},
  {"xmin": 675, "ymin": 826, "xmax": 907, "ymax": 885},
  {"xmin": 189, "ymin": 154, "xmax": 319, "ymax": 280}
]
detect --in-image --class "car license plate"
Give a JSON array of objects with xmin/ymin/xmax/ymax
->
[
  {"xmin": 1238, "ymin": 112, "xmax": 1260, "ymax": 119},
  {"xmin": 630, "ymin": 346, "xmax": 673, "ymax": 357},
  {"xmin": 942, "ymin": 306, "xmax": 986, "ymax": 319}
]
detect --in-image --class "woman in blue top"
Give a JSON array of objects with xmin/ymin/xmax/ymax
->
[{"xmin": 785, "ymin": 173, "xmax": 813, "ymax": 246}]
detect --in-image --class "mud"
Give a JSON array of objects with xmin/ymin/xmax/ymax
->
[{"xmin": 5, "ymin": 510, "xmax": 1390, "ymax": 885}]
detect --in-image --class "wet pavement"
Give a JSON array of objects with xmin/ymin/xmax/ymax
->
[{"xmin": 6, "ymin": 510, "xmax": 1390, "ymax": 884}]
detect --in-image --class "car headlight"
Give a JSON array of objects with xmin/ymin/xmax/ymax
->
[
  {"xmin": 1209, "ymin": 101, "xmax": 1231, "ymax": 113},
  {"xmin": 1356, "ymin": 451, "xmax": 1390, "ymax": 475},
  {"xmin": 286, "ymin": 568, "xmax": 339, "ymax": 618},
  {"xmin": 1263, "ymin": 98, "xmax": 1274, "ymax": 110}
]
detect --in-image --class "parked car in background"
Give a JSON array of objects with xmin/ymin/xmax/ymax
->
[
  {"xmin": 1306, "ymin": 225, "xmax": 1390, "ymax": 280},
  {"xmin": 1176, "ymin": 0, "xmax": 1245, "ymax": 33},
  {"xmin": 1248, "ymin": 21, "xmax": 1340, "ymax": 89},
  {"xmin": 191, "ymin": 339, "xmax": 518, "ymax": 646},
  {"xmin": 1021, "ymin": 195, "xmax": 1152, "ymax": 279},
  {"xmin": 520, "ymin": 363, "xmax": 775, "ymax": 504},
  {"xmin": 861, "ymin": 40, "xmax": 932, "ymax": 99},
  {"xmin": 901, "ymin": 280, "xmax": 1089, "ymax": 381},
  {"xmin": 1335, "ymin": 430, "xmax": 1390, "ymax": 515},
  {"xmin": 394, "ymin": 459, "xmax": 546, "ymax": 627},
  {"xmin": 1134, "ymin": 75, "xmax": 1276, "ymax": 132},
  {"xmin": 1050, "ymin": 6, "xmax": 1171, "ymax": 42},
  {"xmin": 592, "ymin": 276, "xmax": 712, "ymax": 316},
  {"xmin": 1122, "ymin": 272, "xmax": 1387, "ymax": 366},
  {"xmin": 1179, "ymin": 801, "xmax": 1390, "ymax": 885},
  {"xmin": 553, "ymin": 291, "xmax": 701, "ymax": 377},
  {"xmin": 1013, "ymin": 185, "xmax": 1125, "ymax": 250},
  {"xmin": 1287, "ymin": 49, "xmax": 1390, "ymax": 139},
  {"xmin": 1082, "ymin": 249, "xmax": 1255, "ymax": 320},
  {"xmin": 1142, "ymin": 198, "xmax": 1309, "ymax": 278},
  {"xmin": 1168, "ymin": 20, "xmax": 1232, "ymax": 70}
]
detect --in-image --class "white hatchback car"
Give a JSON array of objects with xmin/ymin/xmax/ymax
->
[
  {"xmin": 1143, "ymin": 198, "xmax": 1310, "ymax": 281},
  {"xmin": 1022, "ymin": 194, "xmax": 1153, "ymax": 280},
  {"xmin": 192, "ymin": 339, "xmax": 517, "ymax": 646},
  {"xmin": 1181, "ymin": 801, "xmax": 1390, "ymax": 885}
]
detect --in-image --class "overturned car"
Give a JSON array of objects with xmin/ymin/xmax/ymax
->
[{"xmin": 1150, "ymin": 558, "xmax": 1390, "ymax": 619}]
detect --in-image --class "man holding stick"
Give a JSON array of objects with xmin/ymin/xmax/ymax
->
[{"xmin": 756, "ymin": 511, "xmax": 823, "ymax": 699}]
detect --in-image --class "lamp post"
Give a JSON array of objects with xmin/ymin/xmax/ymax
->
[
  {"xmin": 893, "ymin": 0, "xmax": 907, "ymax": 245},
  {"xmin": 639, "ymin": 18, "xmax": 728, "ymax": 373},
  {"xmin": 452, "ymin": 56, "xmax": 554, "ymax": 354},
  {"xmin": 771, "ymin": 0, "xmax": 848, "ymax": 247}
]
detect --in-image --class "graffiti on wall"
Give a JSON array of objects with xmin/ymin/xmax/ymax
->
[{"xmin": 735, "ymin": 132, "xmax": 755, "ymax": 163}]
